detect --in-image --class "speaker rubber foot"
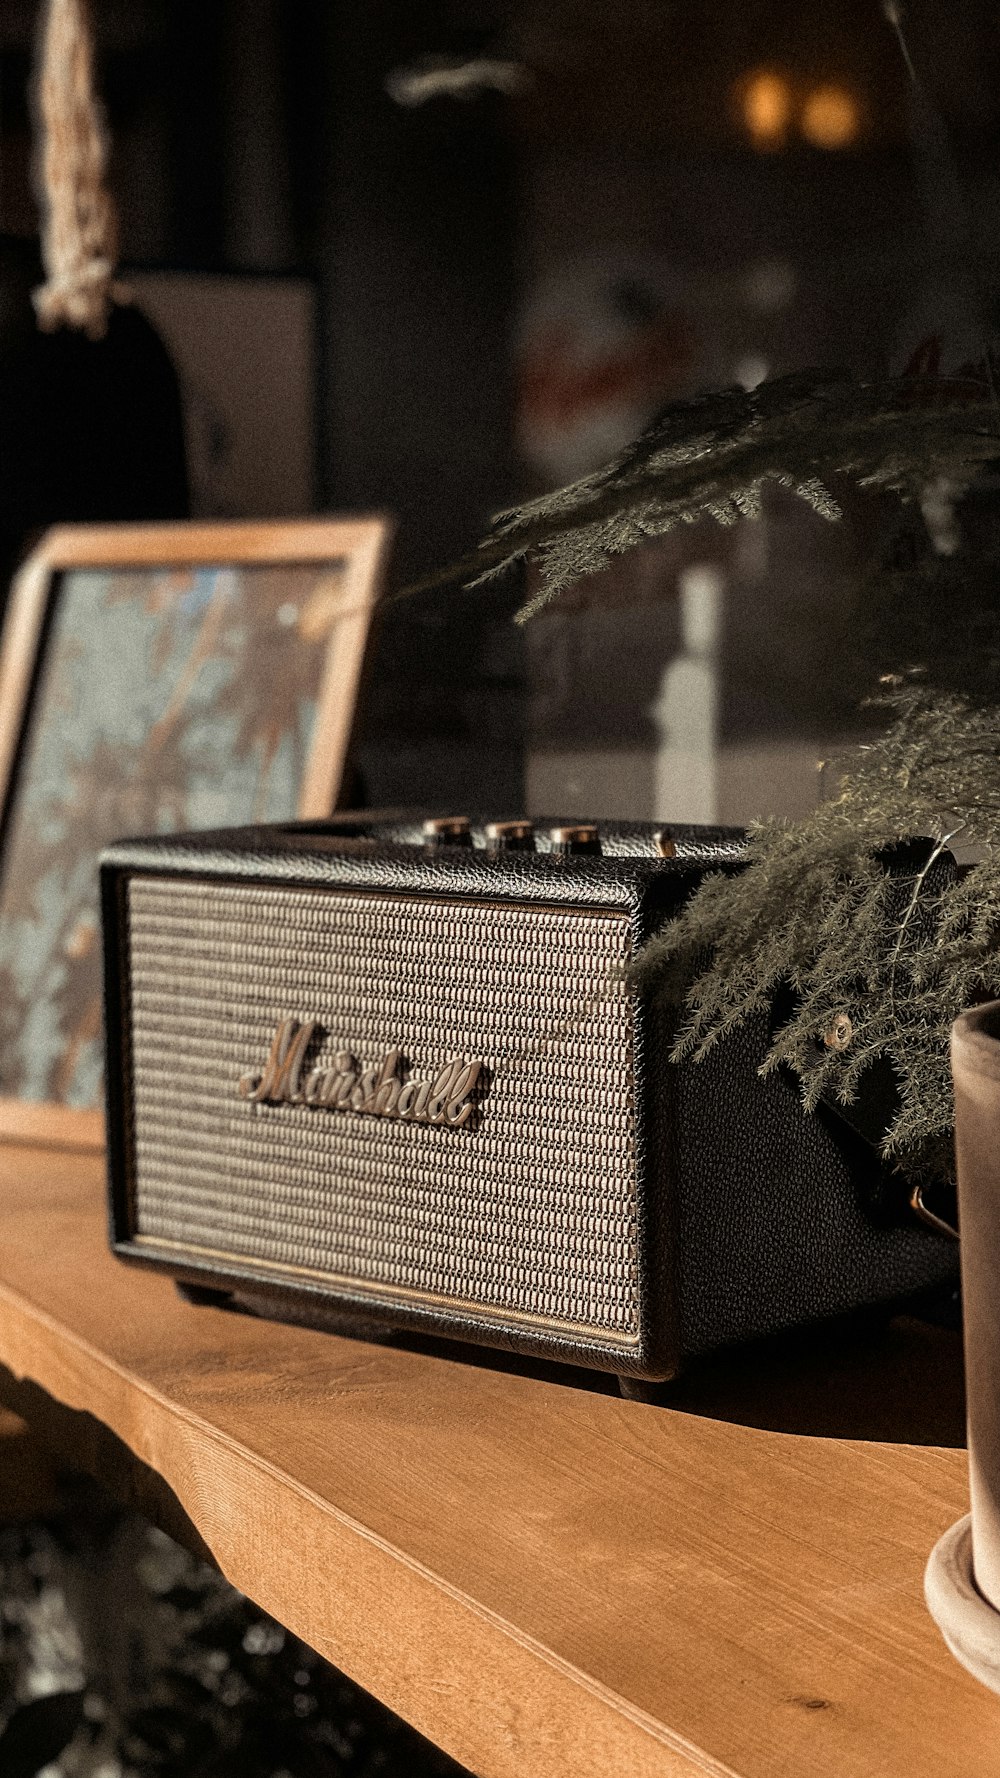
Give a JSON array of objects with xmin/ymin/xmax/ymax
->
[
  {"xmin": 617, "ymin": 1375, "xmax": 662, "ymax": 1403},
  {"xmin": 175, "ymin": 1280, "xmax": 237, "ymax": 1310}
]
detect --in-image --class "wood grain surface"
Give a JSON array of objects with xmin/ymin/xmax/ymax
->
[{"xmin": 0, "ymin": 1143, "xmax": 992, "ymax": 1778}]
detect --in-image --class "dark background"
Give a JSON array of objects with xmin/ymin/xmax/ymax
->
[{"xmin": 3, "ymin": 0, "xmax": 1000, "ymax": 805}]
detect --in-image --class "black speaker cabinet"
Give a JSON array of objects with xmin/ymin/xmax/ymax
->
[{"xmin": 101, "ymin": 816, "xmax": 956, "ymax": 1383}]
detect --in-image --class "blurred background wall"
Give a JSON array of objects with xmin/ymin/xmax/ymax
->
[{"xmin": 3, "ymin": 0, "xmax": 1000, "ymax": 819}]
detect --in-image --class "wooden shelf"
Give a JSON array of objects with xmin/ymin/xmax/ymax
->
[{"xmin": 0, "ymin": 1141, "xmax": 993, "ymax": 1778}]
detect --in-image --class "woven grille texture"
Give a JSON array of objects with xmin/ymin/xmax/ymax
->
[{"xmin": 126, "ymin": 876, "xmax": 639, "ymax": 1338}]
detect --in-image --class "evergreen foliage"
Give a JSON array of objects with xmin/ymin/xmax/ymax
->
[
  {"xmin": 453, "ymin": 368, "xmax": 1000, "ymax": 620},
  {"xmin": 633, "ymin": 686, "xmax": 1000, "ymax": 1182},
  {"xmin": 436, "ymin": 365, "xmax": 1000, "ymax": 1181}
]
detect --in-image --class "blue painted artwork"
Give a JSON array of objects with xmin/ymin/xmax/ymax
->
[{"xmin": 0, "ymin": 560, "xmax": 346, "ymax": 1105}]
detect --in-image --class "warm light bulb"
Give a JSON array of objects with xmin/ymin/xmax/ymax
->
[
  {"xmin": 739, "ymin": 71, "xmax": 792, "ymax": 151},
  {"xmin": 800, "ymin": 84, "xmax": 861, "ymax": 150}
]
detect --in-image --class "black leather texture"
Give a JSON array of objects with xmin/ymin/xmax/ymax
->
[{"xmin": 100, "ymin": 815, "xmax": 958, "ymax": 1379}]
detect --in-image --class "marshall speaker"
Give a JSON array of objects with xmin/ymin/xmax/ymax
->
[{"xmin": 101, "ymin": 814, "xmax": 958, "ymax": 1385}]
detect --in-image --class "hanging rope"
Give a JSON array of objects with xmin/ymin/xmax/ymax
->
[{"xmin": 32, "ymin": 0, "xmax": 120, "ymax": 340}]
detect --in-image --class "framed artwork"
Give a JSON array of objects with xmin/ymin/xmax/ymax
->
[{"xmin": 0, "ymin": 517, "xmax": 391, "ymax": 1150}]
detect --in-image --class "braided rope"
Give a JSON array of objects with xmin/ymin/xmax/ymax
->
[{"xmin": 32, "ymin": 0, "xmax": 120, "ymax": 339}]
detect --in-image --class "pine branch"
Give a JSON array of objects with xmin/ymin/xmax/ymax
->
[
  {"xmin": 406, "ymin": 368, "xmax": 999, "ymax": 620},
  {"xmin": 632, "ymin": 689, "xmax": 1000, "ymax": 1180},
  {"xmin": 401, "ymin": 363, "xmax": 1000, "ymax": 1181}
]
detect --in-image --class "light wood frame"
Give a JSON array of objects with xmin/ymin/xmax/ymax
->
[{"xmin": 0, "ymin": 517, "xmax": 392, "ymax": 1153}]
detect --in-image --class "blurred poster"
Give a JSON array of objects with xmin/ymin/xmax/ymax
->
[{"xmin": 516, "ymin": 259, "xmax": 695, "ymax": 485}]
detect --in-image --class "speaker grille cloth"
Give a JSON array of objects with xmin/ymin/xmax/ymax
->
[{"xmin": 126, "ymin": 876, "xmax": 640, "ymax": 1340}]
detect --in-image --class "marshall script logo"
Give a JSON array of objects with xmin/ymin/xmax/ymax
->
[{"xmin": 240, "ymin": 1017, "xmax": 483, "ymax": 1129}]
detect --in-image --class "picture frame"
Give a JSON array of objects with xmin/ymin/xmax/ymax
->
[{"xmin": 0, "ymin": 516, "xmax": 392, "ymax": 1152}]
